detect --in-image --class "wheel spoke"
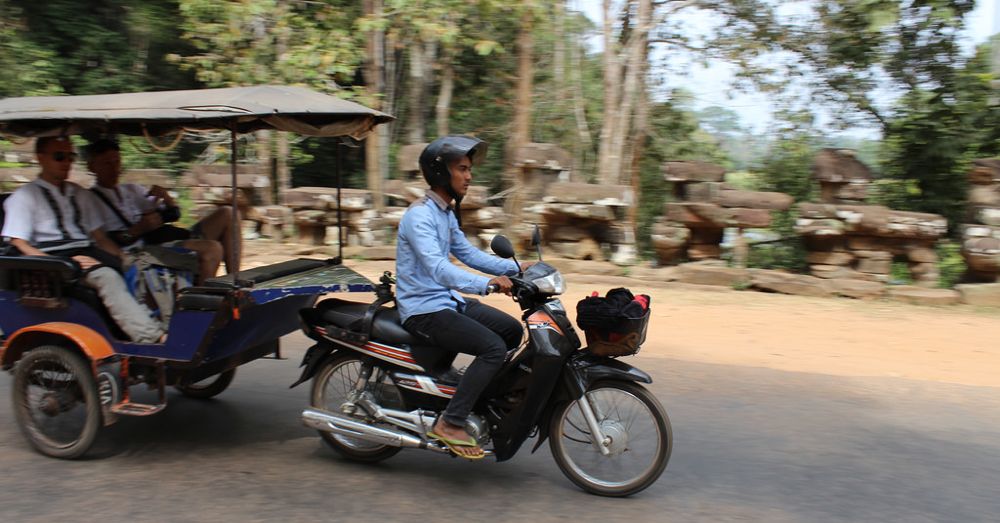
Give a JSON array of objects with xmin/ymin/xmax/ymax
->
[{"xmin": 553, "ymin": 384, "xmax": 668, "ymax": 494}]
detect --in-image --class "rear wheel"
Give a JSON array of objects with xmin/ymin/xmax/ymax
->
[
  {"xmin": 550, "ymin": 381, "xmax": 671, "ymax": 497},
  {"xmin": 12, "ymin": 346, "xmax": 102, "ymax": 459},
  {"xmin": 310, "ymin": 354, "xmax": 402, "ymax": 462},
  {"xmin": 175, "ymin": 369, "xmax": 236, "ymax": 399}
]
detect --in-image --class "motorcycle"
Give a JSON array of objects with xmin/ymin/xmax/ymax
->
[{"xmin": 292, "ymin": 235, "xmax": 671, "ymax": 496}]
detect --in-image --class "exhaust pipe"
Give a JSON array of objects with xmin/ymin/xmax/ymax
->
[{"xmin": 302, "ymin": 407, "xmax": 445, "ymax": 452}]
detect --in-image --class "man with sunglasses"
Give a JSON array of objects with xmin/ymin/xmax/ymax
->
[{"xmin": 0, "ymin": 137, "xmax": 165, "ymax": 343}]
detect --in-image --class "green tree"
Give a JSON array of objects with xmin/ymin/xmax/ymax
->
[
  {"xmin": 11, "ymin": 0, "xmax": 198, "ymax": 95},
  {"xmin": 171, "ymin": 0, "xmax": 366, "ymax": 192},
  {"xmin": 878, "ymin": 39, "xmax": 1000, "ymax": 231},
  {"xmin": 0, "ymin": 0, "xmax": 62, "ymax": 97}
]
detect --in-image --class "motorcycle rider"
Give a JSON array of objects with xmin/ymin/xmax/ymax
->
[{"xmin": 396, "ymin": 135, "xmax": 530, "ymax": 459}]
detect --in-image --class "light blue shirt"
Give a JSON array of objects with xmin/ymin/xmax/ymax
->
[{"xmin": 395, "ymin": 191, "xmax": 519, "ymax": 323}]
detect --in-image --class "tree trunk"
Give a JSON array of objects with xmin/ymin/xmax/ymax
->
[
  {"xmin": 256, "ymin": 129, "xmax": 273, "ymax": 200},
  {"xmin": 570, "ymin": 34, "xmax": 593, "ymax": 181},
  {"xmin": 597, "ymin": 0, "xmax": 623, "ymax": 185},
  {"xmin": 600, "ymin": 0, "xmax": 652, "ymax": 186},
  {"xmin": 364, "ymin": 0, "xmax": 385, "ymax": 212},
  {"xmin": 406, "ymin": 39, "xmax": 427, "ymax": 144},
  {"xmin": 554, "ymin": 1, "xmax": 565, "ymax": 90},
  {"xmin": 276, "ymin": 131, "xmax": 290, "ymax": 194},
  {"xmin": 626, "ymin": 26, "xmax": 650, "ymax": 260},
  {"xmin": 436, "ymin": 55, "xmax": 454, "ymax": 137},
  {"xmin": 503, "ymin": 4, "xmax": 534, "ymax": 235}
]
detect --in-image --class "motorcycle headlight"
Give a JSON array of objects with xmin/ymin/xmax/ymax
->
[{"xmin": 532, "ymin": 270, "xmax": 566, "ymax": 295}]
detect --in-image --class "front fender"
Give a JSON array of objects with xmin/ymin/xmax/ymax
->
[
  {"xmin": 576, "ymin": 354, "xmax": 652, "ymax": 388},
  {"xmin": 1, "ymin": 322, "xmax": 115, "ymax": 369}
]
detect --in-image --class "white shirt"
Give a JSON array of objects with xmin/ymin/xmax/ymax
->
[
  {"xmin": 1, "ymin": 177, "xmax": 101, "ymax": 245},
  {"xmin": 90, "ymin": 182, "xmax": 156, "ymax": 231}
]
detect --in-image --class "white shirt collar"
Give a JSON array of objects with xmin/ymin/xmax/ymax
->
[{"xmin": 425, "ymin": 189, "xmax": 453, "ymax": 212}]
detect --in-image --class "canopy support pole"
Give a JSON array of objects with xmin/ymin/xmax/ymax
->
[
  {"xmin": 230, "ymin": 126, "xmax": 240, "ymax": 284},
  {"xmin": 336, "ymin": 139, "xmax": 343, "ymax": 263}
]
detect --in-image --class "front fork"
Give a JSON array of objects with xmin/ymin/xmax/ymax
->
[{"xmin": 564, "ymin": 365, "xmax": 612, "ymax": 456}]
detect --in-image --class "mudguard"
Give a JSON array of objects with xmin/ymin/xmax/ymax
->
[
  {"xmin": 576, "ymin": 356, "xmax": 652, "ymax": 387},
  {"xmin": 289, "ymin": 343, "xmax": 338, "ymax": 388}
]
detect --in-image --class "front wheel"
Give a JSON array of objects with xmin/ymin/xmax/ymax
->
[
  {"xmin": 549, "ymin": 381, "xmax": 672, "ymax": 497},
  {"xmin": 12, "ymin": 346, "xmax": 102, "ymax": 459}
]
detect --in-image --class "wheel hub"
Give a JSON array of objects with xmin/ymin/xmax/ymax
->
[
  {"xmin": 599, "ymin": 419, "xmax": 629, "ymax": 456},
  {"xmin": 38, "ymin": 392, "xmax": 63, "ymax": 417}
]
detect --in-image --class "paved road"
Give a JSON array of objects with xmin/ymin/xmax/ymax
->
[{"xmin": 1, "ymin": 333, "xmax": 998, "ymax": 522}]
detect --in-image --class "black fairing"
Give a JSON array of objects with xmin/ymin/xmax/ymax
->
[{"xmin": 488, "ymin": 302, "xmax": 578, "ymax": 462}]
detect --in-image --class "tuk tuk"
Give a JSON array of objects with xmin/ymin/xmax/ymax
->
[{"xmin": 0, "ymin": 85, "xmax": 392, "ymax": 458}]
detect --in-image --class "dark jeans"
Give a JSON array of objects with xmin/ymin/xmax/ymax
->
[{"xmin": 403, "ymin": 299, "xmax": 522, "ymax": 428}]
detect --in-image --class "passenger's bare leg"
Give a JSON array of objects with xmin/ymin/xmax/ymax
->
[
  {"xmin": 180, "ymin": 238, "xmax": 224, "ymax": 282},
  {"xmin": 194, "ymin": 206, "xmax": 241, "ymax": 274}
]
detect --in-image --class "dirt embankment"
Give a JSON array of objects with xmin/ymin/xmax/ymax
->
[{"xmin": 242, "ymin": 241, "xmax": 1000, "ymax": 389}]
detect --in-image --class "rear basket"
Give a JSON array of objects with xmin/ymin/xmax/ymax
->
[{"xmin": 584, "ymin": 308, "xmax": 650, "ymax": 357}]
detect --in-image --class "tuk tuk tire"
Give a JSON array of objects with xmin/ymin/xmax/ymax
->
[
  {"xmin": 12, "ymin": 345, "xmax": 102, "ymax": 459},
  {"xmin": 175, "ymin": 369, "xmax": 237, "ymax": 399}
]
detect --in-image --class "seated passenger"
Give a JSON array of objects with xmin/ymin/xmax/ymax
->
[
  {"xmin": 1, "ymin": 137, "xmax": 165, "ymax": 343},
  {"xmin": 84, "ymin": 139, "xmax": 240, "ymax": 281}
]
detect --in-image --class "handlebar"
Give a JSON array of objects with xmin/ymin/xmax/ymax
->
[{"xmin": 485, "ymin": 283, "xmax": 499, "ymax": 295}]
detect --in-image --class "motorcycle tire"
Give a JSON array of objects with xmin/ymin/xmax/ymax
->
[
  {"xmin": 549, "ymin": 380, "xmax": 672, "ymax": 497},
  {"xmin": 310, "ymin": 353, "xmax": 402, "ymax": 463}
]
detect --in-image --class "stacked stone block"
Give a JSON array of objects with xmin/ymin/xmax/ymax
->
[
  {"xmin": 653, "ymin": 161, "xmax": 793, "ymax": 265},
  {"xmin": 536, "ymin": 182, "xmax": 635, "ymax": 263},
  {"xmin": 282, "ymin": 187, "xmax": 388, "ymax": 247},
  {"xmin": 961, "ymin": 159, "xmax": 1000, "ymax": 282},
  {"xmin": 797, "ymin": 150, "xmax": 947, "ymax": 287}
]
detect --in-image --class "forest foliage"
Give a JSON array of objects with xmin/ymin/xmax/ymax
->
[{"xmin": 0, "ymin": 0, "xmax": 996, "ymax": 255}]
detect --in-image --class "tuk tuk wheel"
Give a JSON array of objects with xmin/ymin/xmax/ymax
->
[
  {"xmin": 12, "ymin": 345, "xmax": 102, "ymax": 459},
  {"xmin": 175, "ymin": 369, "xmax": 236, "ymax": 399}
]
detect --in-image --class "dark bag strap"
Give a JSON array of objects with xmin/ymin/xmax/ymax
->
[
  {"xmin": 90, "ymin": 187, "xmax": 133, "ymax": 230},
  {"xmin": 37, "ymin": 185, "xmax": 73, "ymax": 240}
]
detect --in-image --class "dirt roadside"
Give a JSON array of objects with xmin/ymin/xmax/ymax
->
[{"xmin": 243, "ymin": 242, "xmax": 1000, "ymax": 389}]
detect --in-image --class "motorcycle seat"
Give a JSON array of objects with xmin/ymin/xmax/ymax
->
[{"xmin": 319, "ymin": 299, "xmax": 418, "ymax": 346}]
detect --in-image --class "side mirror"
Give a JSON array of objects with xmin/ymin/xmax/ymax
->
[{"xmin": 490, "ymin": 235, "xmax": 515, "ymax": 259}]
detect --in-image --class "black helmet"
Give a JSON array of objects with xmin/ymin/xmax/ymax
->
[{"xmin": 418, "ymin": 135, "xmax": 488, "ymax": 188}]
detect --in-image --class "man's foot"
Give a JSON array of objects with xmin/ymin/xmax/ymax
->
[{"xmin": 428, "ymin": 419, "xmax": 485, "ymax": 460}]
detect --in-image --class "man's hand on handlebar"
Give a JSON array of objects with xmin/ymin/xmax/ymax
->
[{"xmin": 487, "ymin": 275, "xmax": 514, "ymax": 295}]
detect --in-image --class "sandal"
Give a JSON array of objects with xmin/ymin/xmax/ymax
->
[{"xmin": 427, "ymin": 430, "xmax": 486, "ymax": 460}]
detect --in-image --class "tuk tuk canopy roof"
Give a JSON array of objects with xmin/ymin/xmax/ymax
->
[{"xmin": 0, "ymin": 85, "xmax": 393, "ymax": 139}]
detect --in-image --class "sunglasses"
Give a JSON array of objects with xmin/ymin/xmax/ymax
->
[{"xmin": 47, "ymin": 151, "xmax": 78, "ymax": 162}]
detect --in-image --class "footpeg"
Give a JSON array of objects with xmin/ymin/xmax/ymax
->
[{"xmin": 110, "ymin": 401, "xmax": 166, "ymax": 416}]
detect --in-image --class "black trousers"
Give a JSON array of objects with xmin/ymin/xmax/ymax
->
[{"xmin": 404, "ymin": 299, "xmax": 522, "ymax": 427}]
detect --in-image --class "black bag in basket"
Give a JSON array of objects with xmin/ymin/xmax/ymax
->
[{"xmin": 576, "ymin": 288, "xmax": 651, "ymax": 357}]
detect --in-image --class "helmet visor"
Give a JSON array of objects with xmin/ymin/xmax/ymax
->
[{"xmin": 437, "ymin": 136, "xmax": 488, "ymax": 166}]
